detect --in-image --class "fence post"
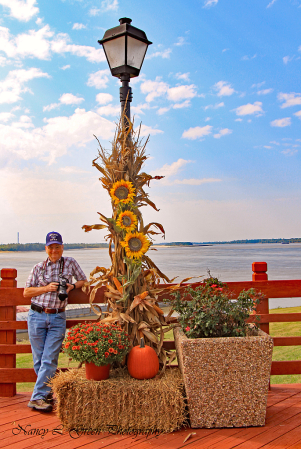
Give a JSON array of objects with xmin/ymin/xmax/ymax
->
[
  {"xmin": 252, "ymin": 262, "xmax": 269, "ymax": 335},
  {"xmin": 0, "ymin": 268, "xmax": 17, "ymax": 396}
]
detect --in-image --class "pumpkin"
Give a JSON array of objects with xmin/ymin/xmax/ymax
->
[{"xmin": 127, "ymin": 338, "xmax": 159, "ymax": 379}]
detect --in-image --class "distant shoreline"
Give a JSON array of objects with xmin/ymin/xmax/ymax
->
[{"xmin": 1, "ymin": 239, "xmax": 300, "ymax": 252}]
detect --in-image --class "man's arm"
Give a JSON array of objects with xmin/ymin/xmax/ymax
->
[
  {"xmin": 23, "ymin": 283, "xmax": 59, "ymax": 298},
  {"xmin": 66, "ymin": 280, "xmax": 86, "ymax": 294}
]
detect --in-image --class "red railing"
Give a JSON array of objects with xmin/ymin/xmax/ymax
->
[{"xmin": 0, "ymin": 262, "xmax": 301, "ymax": 397}]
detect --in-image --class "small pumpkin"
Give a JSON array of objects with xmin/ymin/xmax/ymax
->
[{"xmin": 127, "ymin": 338, "xmax": 159, "ymax": 379}]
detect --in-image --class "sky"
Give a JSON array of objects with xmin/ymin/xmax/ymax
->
[{"xmin": 0, "ymin": 0, "xmax": 300, "ymax": 244}]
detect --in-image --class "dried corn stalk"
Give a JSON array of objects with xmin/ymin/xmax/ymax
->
[{"xmin": 82, "ymin": 114, "xmax": 192, "ymax": 369}]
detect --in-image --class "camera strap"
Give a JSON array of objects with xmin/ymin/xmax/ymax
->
[{"xmin": 40, "ymin": 257, "xmax": 65, "ymax": 283}]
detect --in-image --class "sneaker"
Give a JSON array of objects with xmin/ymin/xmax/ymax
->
[
  {"xmin": 28, "ymin": 399, "xmax": 53, "ymax": 412},
  {"xmin": 45, "ymin": 392, "xmax": 54, "ymax": 404}
]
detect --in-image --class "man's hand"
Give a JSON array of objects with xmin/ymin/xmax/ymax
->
[
  {"xmin": 66, "ymin": 283, "xmax": 74, "ymax": 294},
  {"xmin": 46, "ymin": 282, "xmax": 59, "ymax": 292}
]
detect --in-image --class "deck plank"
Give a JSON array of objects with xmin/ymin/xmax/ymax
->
[{"xmin": 0, "ymin": 385, "xmax": 301, "ymax": 449}]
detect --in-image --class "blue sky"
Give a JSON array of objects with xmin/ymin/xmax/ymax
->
[{"xmin": 0, "ymin": 0, "xmax": 300, "ymax": 244}]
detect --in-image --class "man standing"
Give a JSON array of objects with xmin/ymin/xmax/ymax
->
[{"xmin": 23, "ymin": 232, "xmax": 87, "ymax": 412}]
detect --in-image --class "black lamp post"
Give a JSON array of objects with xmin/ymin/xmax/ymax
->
[{"xmin": 98, "ymin": 18, "xmax": 152, "ymax": 124}]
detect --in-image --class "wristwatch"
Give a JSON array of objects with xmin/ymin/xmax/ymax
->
[{"xmin": 72, "ymin": 284, "xmax": 76, "ymax": 290}]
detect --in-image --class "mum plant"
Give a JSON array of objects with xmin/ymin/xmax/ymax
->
[
  {"xmin": 63, "ymin": 322, "xmax": 131, "ymax": 366},
  {"xmin": 171, "ymin": 275, "xmax": 262, "ymax": 339}
]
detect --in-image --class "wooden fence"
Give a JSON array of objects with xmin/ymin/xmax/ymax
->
[{"xmin": 0, "ymin": 262, "xmax": 301, "ymax": 397}]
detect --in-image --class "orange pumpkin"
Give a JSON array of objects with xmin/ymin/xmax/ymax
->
[{"xmin": 127, "ymin": 338, "xmax": 159, "ymax": 379}]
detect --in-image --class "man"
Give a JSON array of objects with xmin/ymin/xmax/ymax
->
[{"xmin": 23, "ymin": 232, "xmax": 87, "ymax": 412}]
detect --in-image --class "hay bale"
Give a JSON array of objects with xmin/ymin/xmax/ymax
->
[{"xmin": 50, "ymin": 367, "xmax": 187, "ymax": 435}]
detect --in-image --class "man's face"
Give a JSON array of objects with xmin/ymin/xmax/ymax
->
[{"xmin": 45, "ymin": 243, "xmax": 64, "ymax": 263}]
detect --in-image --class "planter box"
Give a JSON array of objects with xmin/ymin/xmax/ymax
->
[{"xmin": 174, "ymin": 327, "xmax": 273, "ymax": 428}]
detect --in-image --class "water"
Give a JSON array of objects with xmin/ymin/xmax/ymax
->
[{"xmin": 1, "ymin": 243, "xmax": 301, "ymax": 309}]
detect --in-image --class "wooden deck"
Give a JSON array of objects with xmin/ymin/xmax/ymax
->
[{"xmin": 1, "ymin": 384, "xmax": 301, "ymax": 449}]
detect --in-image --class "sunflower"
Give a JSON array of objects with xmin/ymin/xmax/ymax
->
[
  {"xmin": 116, "ymin": 210, "xmax": 138, "ymax": 232},
  {"xmin": 110, "ymin": 180, "xmax": 136, "ymax": 205},
  {"xmin": 120, "ymin": 232, "xmax": 151, "ymax": 259}
]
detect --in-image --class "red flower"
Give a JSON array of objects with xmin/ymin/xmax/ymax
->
[
  {"xmin": 105, "ymin": 352, "xmax": 109, "ymax": 358},
  {"xmin": 65, "ymin": 342, "xmax": 70, "ymax": 349},
  {"xmin": 185, "ymin": 326, "xmax": 190, "ymax": 332},
  {"xmin": 211, "ymin": 284, "xmax": 217, "ymax": 288},
  {"xmin": 113, "ymin": 349, "xmax": 117, "ymax": 354},
  {"xmin": 108, "ymin": 339, "xmax": 113, "ymax": 344},
  {"xmin": 118, "ymin": 345, "xmax": 124, "ymax": 349},
  {"xmin": 109, "ymin": 348, "xmax": 114, "ymax": 353},
  {"xmin": 94, "ymin": 348, "xmax": 98, "ymax": 354}
]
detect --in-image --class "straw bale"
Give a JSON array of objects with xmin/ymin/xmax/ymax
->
[{"xmin": 50, "ymin": 367, "xmax": 188, "ymax": 435}]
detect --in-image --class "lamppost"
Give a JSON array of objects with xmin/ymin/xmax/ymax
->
[{"xmin": 98, "ymin": 18, "xmax": 152, "ymax": 125}]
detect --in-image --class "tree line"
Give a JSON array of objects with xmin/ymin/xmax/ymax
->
[{"xmin": 0, "ymin": 243, "xmax": 109, "ymax": 252}]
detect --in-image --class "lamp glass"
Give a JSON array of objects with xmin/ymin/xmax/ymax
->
[
  {"xmin": 127, "ymin": 36, "xmax": 148, "ymax": 70},
  {"xmin": 103, "ymin": 36, "xmax": 125, "ymax": 69}
]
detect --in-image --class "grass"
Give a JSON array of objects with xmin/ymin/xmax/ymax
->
[{"xmin": 16, "ymin": 306, "xmax": 301, "ymax": 392}]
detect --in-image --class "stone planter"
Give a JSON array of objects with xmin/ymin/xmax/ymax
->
[{"xmin": 174, "ymin": 326, "xmax": 273, "ymax": 428}]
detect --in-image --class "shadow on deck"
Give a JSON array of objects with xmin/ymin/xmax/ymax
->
[{"xmin": 1, "ymin": 384, "xmax": 301, "ymax": 449}]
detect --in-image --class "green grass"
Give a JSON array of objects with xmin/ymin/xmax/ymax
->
[{"xmin": 16, "ymin": 306, "xmax": 301, "ymax": 391}]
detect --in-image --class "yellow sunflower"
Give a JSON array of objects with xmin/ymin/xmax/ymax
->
[
  {"xmin": 110, "ymin": 180, "xmax": 135, "ymax": 205},
  {"xmin": 120, "ymin": 232, "xmax": 150, "ymax": 259},
  {"xmin": 116, "ymin": 210, "xmax": 138, "ymax": 232}
]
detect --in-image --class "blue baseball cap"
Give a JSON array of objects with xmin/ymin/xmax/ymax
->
[{"xmin": 46, "ymin": 232, "xmax": 63, "ymax": 246}]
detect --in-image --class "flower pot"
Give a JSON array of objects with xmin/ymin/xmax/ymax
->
[
  {"xmin": 174, "ymin": 327, "xmax": 273, "ymax": 428},
  {"xmin": 85, "ymin": 362, "xmax": 110, "ymax": 381}
]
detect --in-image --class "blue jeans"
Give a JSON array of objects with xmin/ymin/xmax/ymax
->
[{"xmin": 27, "ymin": 309, "xmax": 66, "ymax": 401}]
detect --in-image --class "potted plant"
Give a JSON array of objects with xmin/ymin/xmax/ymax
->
[
  {"xmin": 63, "ymin": 322, "xmax": 131, "ymax": 380},
  {"xmin": 172, "ymin": 275, "xmax": 274, "ymax": 428}
]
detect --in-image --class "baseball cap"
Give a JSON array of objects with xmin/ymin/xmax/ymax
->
[{"xmin": 46, "ymin": 232, "xmax": 63, "ymax": 246}]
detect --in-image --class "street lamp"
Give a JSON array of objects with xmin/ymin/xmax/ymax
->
[{"xmin": 98, "ymin": 18, "xmax": 152, "ymax": 124}]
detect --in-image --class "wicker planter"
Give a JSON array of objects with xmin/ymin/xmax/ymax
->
[{"xmin": 174, "ymin": 326, "xmax": 273, "ymax": 428}]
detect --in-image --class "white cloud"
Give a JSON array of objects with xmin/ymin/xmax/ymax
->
[
  {"xmin": 283, "ymin": 56, "xmax": 294, "ymax": 65},
  {"xmin": 157, "ymin": 107, "xmax": 170, "ymax": 115},
  {"xmin": 281, "ymin": 148, "xmax": 298, "ymax": 156},
  {"xmin": 167, "ymin": 84, "xmax": 197, "ymax": 102},
  {"xmin": 131, "ymin": 103, "xmax": 150, "ymax": 116},
  {"xmin": 173, "ymin": 178, "xmax": 221, "ymax": 185},
  {"xmin": 0, "ymin": 112, "xmax": 14, "ymax": 122},
  {"xmin": 278, "ymin": 92, "xmax": 301, "ymax": 108},
  {"xmin": 151, "ymin": 158, "xmax": 191, "ymax": 178},
  {"xmin": 294, "ymin": 110, "xmax": 301, "ymax": 119},
  {"xmin": 241, "ymin": 54, "xmax": 257, "ymax": 61},
  {"xmin": 89, "ymin": 8, "xmax": 100, "ymax": 16},
  {"xmin": 0, "ymin": 25, "xmax": 105, "ymax": 63},
  {"xmin": 87, "ymin": 70, "xmax": 110, "ymax": 89},
  {"xmin": 0, "ymin": 67, "xmax": 50, "ymax": 104},
  {"xmin": 96, "ymin": 93, "xmax": 113, "ymax": 105},
  {"xmin": 174, "ymin": 37, "xmax": 185, "ymax": 46},
  {"xmin": 135, "ymin": 124, "xmax": 163, "ymax": 137},
  {"xmin": 60, "ymin": 65, "xmax": 70, "ymax": 70},
  {"xmin": 267, "ymin": 0, "xmax": 277, "ymax": 8},
  {"xmin": 251, "ymin": 81, "xmax": 265, "ymax": 89},
  {"xmin": 146, "ymin": 49, "xmax": 172, "ymax": 59},
  {"xmin": 182, "ymin": 125, "xmax": 212, "ymax": 140},
  {"xmin": 0, "ymin": 0, "xmax": 39, "ymax": 22},
  {"xmin": 0, "ymin": 108, "xmax": 115, "ymax": 163},
  {"xmin": 204, "ymin": 102, "xmax": 224, "ymax": 110},
  {"xmin": 213, "ymin": 81, "xmax": 235, "ymax": 97},
  {"xmin": 11, "ymin": 114, "xmax": 34, "ymax": 128},
  {"xmin": 213, "ymin": 128, "xmax": 232, "ymax": 139},
  {"xmin": 173, "ymin": 100, "xmax": 192, "ymax": 109},
  {"xmin": 60, "ymin": 166, "xmax": 90, "ymax": 174},
  {"xmin": 35, "ymin": 17, "xmax": 43, "ymax": 25},
  {"xmin": 97, "ymin": 104, "xmax": 120, "ymax": 116},
  {"xmin": 204, "ymin": 0, "xmax": 218, "ymax": 7},
  {"xmin": 257, "ymin": 88, "xmax": 273, "ymax": 95},
  {"xmin": 140, "ymin": 77, "xmax": 169, "ymax": 102},
  {"xmin": 234, "ymin": 101, "xmax": 263, "ymax": 116},
  {"xmin": 175, "ymin": 72, "xmax": 190, "ymax": 81},
  {"xmin": 72, "ymin": 23, "xmax": 86, "ymax": 30},
  {"xmin": 51, "ymin": 33, "xmax": 105, "ymax": 63},
  {"xmin": 43, "ymin": 93, "xmax": 84, "ymax": 111},
  {"xmin": 270, "ymin": 117, "xmax": 291, "ymax": 127},
  {"xmin": 235, "ymin": 118, "xmax": 243, "ymax": 122},
  {"xmin": 101, "ymin": 0, "xmax": 118, "ymax": 11}
]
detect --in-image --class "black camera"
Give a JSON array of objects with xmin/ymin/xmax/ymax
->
[{"xmin": 57, "ymin": 275, "xmax": 68, "ymax": 301}]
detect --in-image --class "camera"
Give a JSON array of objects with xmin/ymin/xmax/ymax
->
[{"xmin": 57, "ymin": 275, "xmax": 68, "ymax": 301}]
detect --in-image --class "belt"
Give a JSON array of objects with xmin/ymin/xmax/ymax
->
[{"xmin": 31, "ymin": 303, "xmax": 65, "ymax": 314}]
